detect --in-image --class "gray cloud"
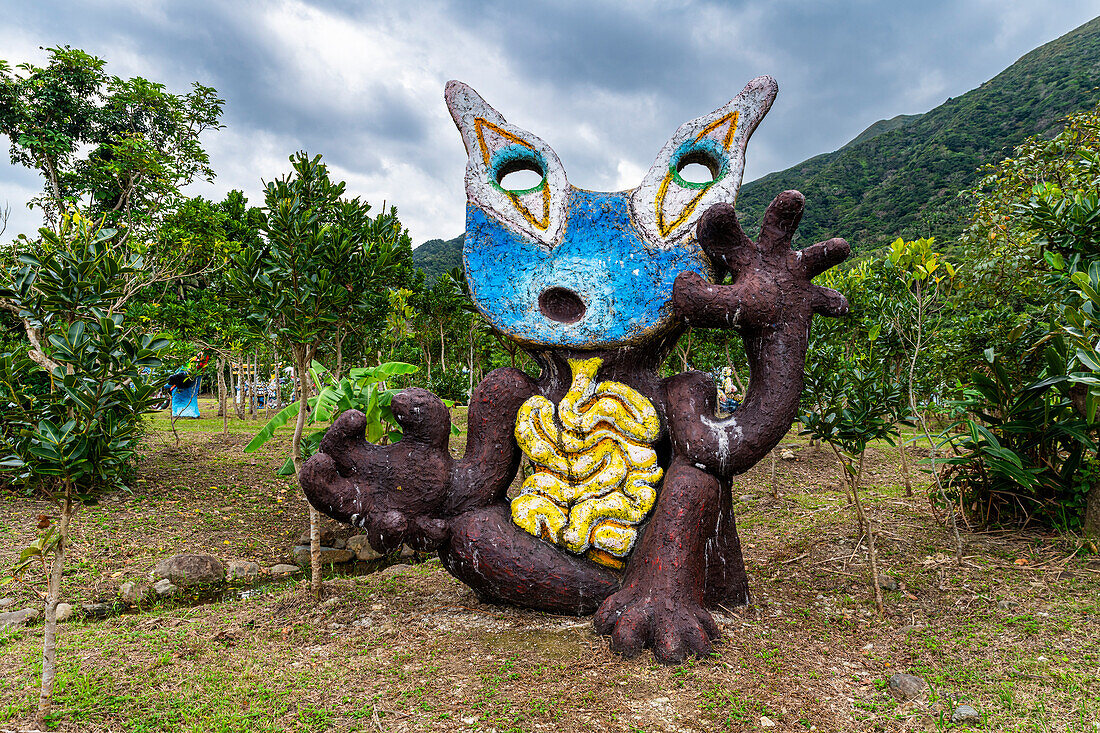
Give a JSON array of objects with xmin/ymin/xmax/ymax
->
[{"xmin": 1, "ymin": 0, "xmax": 1099, "ymax": 244}]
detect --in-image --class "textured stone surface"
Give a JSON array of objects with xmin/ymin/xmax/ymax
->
[
  {"xmin": 290, "ymin": 545, "xmax": 353, "ymax": 567},
  {"xmin": 119, "ymin": 581, "xmax": 146, "ymax": 604},
  {"xmin": 227, "ymin": 560, "xmax": 260, "ymax": 581},
  {"xmin": 951, "ymin": 705, "xmax": 980, "ymax": 724},
  {"xmin": 0, "ymin": 608, "xmax": 38, "ymax": 630},
  {"xmin": 346, "ymin": 535, "xmax": 384, "ymax": 561},
  {"xmin": 152, "ymin": 554, "xmax": 226, "ymax": 587},
  {"xmin": 55, "ymin": 602, "xmax": 73, "ymax": 622},
  {"xmin": 153, "ymin": 578, "xmax": 178, "ymax": 597},
  {"xmin": 269, "ymin": 564, "xmax": 299, "ymax": 577},
  {"xmin": 888, "ymin": 673, "xmax": 928, "ymax": 701}
]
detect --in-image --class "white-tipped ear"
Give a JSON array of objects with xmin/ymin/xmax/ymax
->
[
  {"xmin": 630, "ymin": 75, "xmax": 778, "ymax": 245},
  {"xmin": 445, "ymin": 80, "xmax": 569, "ymax": 248}
]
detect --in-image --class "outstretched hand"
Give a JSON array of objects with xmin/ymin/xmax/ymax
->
[{"xmin": 672, "ymin": 191, "xmax": 849, "ymax": 329}]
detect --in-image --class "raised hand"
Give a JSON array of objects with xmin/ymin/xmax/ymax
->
[
  {"xmin": 672, "ymin": 190, "xmax": 849, "ymax": 330},
  {"xmin": 300, "ymin": 387, "xmax": 452, "ymax": 553}
]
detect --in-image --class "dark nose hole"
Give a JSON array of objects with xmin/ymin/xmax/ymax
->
[{"xmin": 539, "ymin": 287, "xmax": 586, "ymax": 324}]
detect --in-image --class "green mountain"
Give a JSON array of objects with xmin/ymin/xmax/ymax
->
[
  {"xmin": 412, "ymin": 233, "xmax": 464, "ymax": 280},
  {"xmin": 736, "ymin": 16, "xmax": 1100, "ymax": 251},
  {"xmin": 415, "ymin": 16, "xmax": 1100, "ymax": 266}
]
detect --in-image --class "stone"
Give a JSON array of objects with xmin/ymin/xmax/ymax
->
[
  {"xmin": 887, "ymin": 673, "xmax": 928, "ymax": 701},
  {"xmin": 381, "ymin": 564, "xmax": 412, "ymax": 577},
  {"xmin": 226, "ymin": 560, "xmax": 260, "ymax": 581},
  {"xmin": 997, "ymin": 599, "xmax": 1018, "ymax": 610},
  {"xmin": 297, "ymin": 528, "xmax": 338, "ymax": 547},
  {"xmin": 55, "ymin": 602, "xmax": 73, "ymax": 622},
  {"xmin": 153, "ymin": 578, "xmax": 178, "ymax": 597},
  {"xmin": 151, "ymin": 554, "xmax": 226, "ymax": 588},
  {"xmin": 81, "ymin": 602, "xmax": 113, "ymax": 619},
  {"xmin": 399, "ymin": 545, "xmax": 417, "ymax": 560},
  {"xmin": 877, "ymin": 575, "xmax": 899, "ymax": 591},
  {"xmin": 269, "ymin": 564, "xmax": 300, "ymax": 577},
  {"xmin": 0, "ymin": 597, "xmax": 15, "ymax": 610},
  {"xmin": 0, "ymin": 608, "xmax": 38, "ymax": 630},
  {"xmin": 346, "ymin": 535, "xmax": 385, "ymax": 561},
  {"xmin": 739, "ymin": 494, "xmax": 755, "ymax": 502},
  {"xmin": 779, "ymin": 449, "xmax": 796, "ymax": 461},
  {"xmin": 332, "ymin": 538, "xmax": 346, "ymax": 549},
  {"xmin": 119, "ymin": 581, "xmax": 147, "ymax": 605},
  {"xmin": 760, "ymin": 716, "xmax": 776, "ymax": 728},
  {"xmin": 291, "ymin": 545, "xmax": 353, "ymax": 567},
  {"xmin": 951, "ymin": 705, "xmax": 980, "ymax": 725}
]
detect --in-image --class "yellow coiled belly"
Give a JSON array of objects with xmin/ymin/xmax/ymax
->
[{"xmin": 511, "ymin": 357, "xmax": 663, "ymax": 569}]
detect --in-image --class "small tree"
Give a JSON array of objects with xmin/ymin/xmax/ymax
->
[
  {"xmin": 228, "ymin": 152, "xmax": 407, "ymax": 597},
  {"xmin": 0, "ymin": 212, "xmax": 167, "ymax": 728}
]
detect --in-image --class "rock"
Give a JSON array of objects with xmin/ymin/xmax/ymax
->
[
  {"xmin": 0, "ymin": 608, "xmax": 38, "ymax": 630},
  {"xmin": 81, "ymin": 602, "xmax": 113, "ymax": 619},
  {"xmin": 346, "ymin": 535, "xmax": 385, "ymax": 561},
  {"xmin": 0, "ymin": 597, "xmax": 15, "ymax": 610},
  {"xmin": 332, "ymin": 538, "xmax": 346, "ymax": 549},
  {"xmin": 226, "ymin": 560, "xmax": 260, "ymax": 581},
  {"xmin": 151, "ymin": 554, "xmax": 226, "ymax": 588},
  {"xmin": 738, "ymin": 494, "xmax": 754, "ymax": 502},
  {"xmin": 951, "ymin": 705, "xmax": 980, "ymax": 725},
  {"xmin": 877, "ymin": 575, "xmax": 899, "ymax": 591},
  {"xmin": 760, "ymin": 716, "xmax": 776, "ymax": 728},
  {"xmin": 997, "ymin": 599, "xmax": 1018, "ymax": 610},
  {"xmin": 381, "ymin": 563, "xmax": 412, "ymax": 577},
  {"xmin": 119, "ymin": 581, "xmax": 147, "ymax": 605},
  {"xmin": 290, "ymin": 545, "xmax": 354, "ymax": 567},
  {"xmin": 779, "ymin": 449, "xmax": 796, "ymax": 461},
  {"xmin": 55, "ymin": 602, "xmax": 73, "ymax": 622},
  {"xmin": 153, "ymin": 578, "xmax": 178, "ymax": 597},
  {"xmin": 887, "ymin": 673, "xmax": 928, "ymax": 701},
  {"xmin": 269, "ymin": 564, "xmax": 300, "ymax": 577},
  {"xmin": 297, "ymin": 528, "xmax": 338, "ymax": 547},
  {"xmin": 399, "ymin": 545, "xmax": 417, "ymax": 560}
]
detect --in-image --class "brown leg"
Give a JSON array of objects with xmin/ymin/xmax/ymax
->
[
  {"xmin": 441, "ymin": 505, "xmax": 620, "ymax": 615},
  {"xmin": 703, "ymin": 480, "xmax": 750, "ymax": 608},
  {"xmin": 593, "ymin": 456, "xmax": 722, "ymax": 663}
]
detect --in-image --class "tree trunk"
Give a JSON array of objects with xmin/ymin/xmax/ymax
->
[
  {"xmin": 218, "ymin": 357, "xmax": 228, "ymax": 435},
  {"xmin": 290, "ymin": 347, "xmax": 322, "ymax": 599},
  {"xmin": 37, "ymin": 487, "xmax": 73, "ymax": 729},
  {"xmin": 251, "ymin": 351, "xmax": 259, "ymax": 420},
  {"xmin": 1085, "ymin": 478, "xmax": 1100, "ymax": 539},
  {"xmin": 439, "ymin": 323, "xmax": 446, "ymax": 371},
  {"xmin": 335, "ymin": 328, "xmax": 344, "ymax": 382},
  {"xmin": 898, "ymin": 434, "xmax": 913, "ymax": 497}
]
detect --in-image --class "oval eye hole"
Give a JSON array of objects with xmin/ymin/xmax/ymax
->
[
  {"xmin": 676, "ymin": 149, "xmax": 722, "ymax": 185},
  {"xmin": 497, "ymin": 158, "xmax": 545, "ymax": 193}
]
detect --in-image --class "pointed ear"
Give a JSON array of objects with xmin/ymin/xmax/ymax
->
[
  {"xmin": 630, "ymin": 75, "xmax": 778, "ymax": 246},
  {"xmin": 445, "ymin": 81, "xmax": 569, "ymax": 248}
]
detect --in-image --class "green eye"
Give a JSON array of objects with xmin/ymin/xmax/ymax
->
[
  {"xmin": 669, "ymin": 141, "xmax": 728, "ymax": 189},
  {"xmin": 492, "ymin": 144, "xmax": 546, "ymax": 194}
]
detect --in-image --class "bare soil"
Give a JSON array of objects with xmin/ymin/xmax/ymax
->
[{"xmin": 1, "ymin": 402, "xmax": 1098, "ymax": 732}]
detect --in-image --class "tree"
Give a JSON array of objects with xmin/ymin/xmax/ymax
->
[
  {"xmin": 0, "ymin": 212, "xmax": 167, "ymax": 728},
  {"xmin": 228, "ymin": 151, "xmax": 409, "ymax": 596}
]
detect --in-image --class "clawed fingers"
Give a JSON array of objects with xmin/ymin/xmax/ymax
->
[
  {"xmin": 697, "ymin": 202, "xmax": 754, "ymax": 276},
  {"xmin": 758, "ymin": 190, "xmax": 805, "ymax": 252},
  {"xmin": 798, "ymin": 237, "xmax": 850, "ymax": 278},
  {"xmin": 812, "ymin": 285, "xmax": 849, "ymax": 317}
]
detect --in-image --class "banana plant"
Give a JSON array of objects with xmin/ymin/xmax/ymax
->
[{"xmin": 244, "ymin": 360, "xmax": 423, "ymax": 475}]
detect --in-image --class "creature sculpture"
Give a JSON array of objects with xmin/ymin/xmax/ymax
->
[
  {"xmin": 301, "ymin": 77, "xmax": 851, "ymax": 663},
  {"xmin": 167, "ymin": 355, "xmax": 208, "ymax": 419}
]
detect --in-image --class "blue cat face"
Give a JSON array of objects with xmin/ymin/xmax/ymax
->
[
  {"xmin": 464, "ymin": 189, "xmax": 710, "ymax": 348},
  {"xmin": 445, "ymin": 78, "xmax": 778, "ymax": 350}
]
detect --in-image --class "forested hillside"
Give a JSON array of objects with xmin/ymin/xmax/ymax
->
[
  {"xmin": 411, "ymin": 233, "xmax": 464, "ymax": 279},
  {"xmin": 735, "ymin": 16, "xmax": 1100, "ymax": 251}
]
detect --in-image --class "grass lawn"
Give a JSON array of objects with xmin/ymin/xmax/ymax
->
[{"xmin": 1, "ymin": 399, "xmax": 1098, "ymax": 731}]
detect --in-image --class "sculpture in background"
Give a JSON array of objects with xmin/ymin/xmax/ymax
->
[{"xmin": 302, "ymin": 77, "xmax": 851, "ymax": 663}]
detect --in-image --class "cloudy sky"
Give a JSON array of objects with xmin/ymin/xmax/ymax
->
[{"xmin": 2, "ymin": 0, "xmax": 1100, "ymax": 246}]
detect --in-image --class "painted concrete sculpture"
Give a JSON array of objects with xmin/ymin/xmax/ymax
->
[
  {"xmin": 302, "ymin": 77, "xmax": 851, "ymax": 663},
  {"xmin": 167, "ymin": 369, "xmax": 201, "ymax": 419}
]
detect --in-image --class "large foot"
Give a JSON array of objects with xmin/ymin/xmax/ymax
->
[{"xmin": 594, "ymin": 583, "xmax": 720, "ymax": 663}]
